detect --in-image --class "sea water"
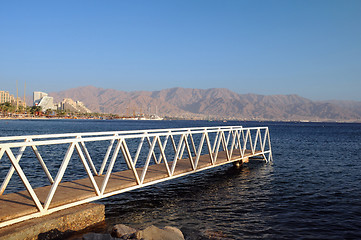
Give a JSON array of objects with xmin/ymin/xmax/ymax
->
[{"xmin": 0, "ymin": 119, "xmax": 360, "ymax": 239}]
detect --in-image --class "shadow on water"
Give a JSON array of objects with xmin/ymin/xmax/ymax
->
[{"xmin": 90, "ymin": 160, "xmax": 274, "ymax": 239}]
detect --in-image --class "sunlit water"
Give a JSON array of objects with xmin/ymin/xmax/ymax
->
[{"xmin": 0, "ymin": 119, "xmax": 360, "ymax": 239}]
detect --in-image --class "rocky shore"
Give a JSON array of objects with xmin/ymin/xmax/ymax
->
[
  {"xmin": 81, "ymin": 224, "xmax": 184, "ymax": 240},
  {"xmin": 36, "ymin": 223, "xmax": 227, "ymax": 240}
]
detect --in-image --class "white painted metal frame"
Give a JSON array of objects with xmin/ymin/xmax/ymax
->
[{"xmin": 0, "ymin": 126, "xmax": 272, "ymax": 228}]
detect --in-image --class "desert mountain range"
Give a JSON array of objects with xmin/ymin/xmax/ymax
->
[{"xmin": 49, "ymin": 86, "xmax": 361, "ymax": 122}]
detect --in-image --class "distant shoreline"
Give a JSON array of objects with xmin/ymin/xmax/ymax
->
[
  {"xmin": 0, "ymin": 116, "xmax": 103, "ymax": 121},
  {"xmin": 1, "ymin": 116, "xmax": 360, "ymax": 123}
]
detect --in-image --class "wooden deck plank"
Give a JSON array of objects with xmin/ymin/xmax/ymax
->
[{"xmin": 0, "ymin": 150, "xmax": 259, "ymax": 223}]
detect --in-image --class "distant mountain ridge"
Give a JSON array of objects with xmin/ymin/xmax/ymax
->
[{"xmin": 49, "ymin": 86, "xmax": 361, "ymax": 122}]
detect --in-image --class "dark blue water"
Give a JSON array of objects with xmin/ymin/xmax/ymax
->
[{"xmin": 1, "ymin": 119, "xmax": 361, "ymax": 239}]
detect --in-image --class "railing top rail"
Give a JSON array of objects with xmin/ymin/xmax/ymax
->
[
  {"xmin": 0, "ymin": 125, "xmax": 244, "ymax": 143},
  {"xmin": 242, "ymin": 126, "xmax": 269, "ymax": 130},
  {"xmin": 0, "ymin": 128, "xmax": 241, "ymax": 148}
]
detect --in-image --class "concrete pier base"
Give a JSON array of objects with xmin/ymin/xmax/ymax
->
[{"xmin": 0, "ymin": 203, "xmax": 105, "ymax": 240}]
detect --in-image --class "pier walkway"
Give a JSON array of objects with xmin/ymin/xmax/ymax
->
[{"xmin": 0, "ymin": 126, "xmax": 272, "ymax": 229}]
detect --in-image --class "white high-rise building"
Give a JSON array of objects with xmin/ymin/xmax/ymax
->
[
  {"xmin": 33, "ymin": 91, "xmax": 48, "ymax": 106},
  {"xmin": 33, "ymin": 91, "xmax": 57, "ymax": 111}
]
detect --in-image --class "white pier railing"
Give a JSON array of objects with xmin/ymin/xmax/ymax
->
[{"xmin": 0, "ymin": 125, "xmax": 272, "ymax": 228}]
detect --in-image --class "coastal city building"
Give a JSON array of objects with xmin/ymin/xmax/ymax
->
[
  {"xmin": 58, "ymin": 98, "xmax": 91, "ymax": 114},
  {"xmin": 0, "ymin": 91, "xmax": 11, "ymax": 103},
  {"xmin": 2, "ymin": 88, "xmax": 91, "ymax": 114},
  {"xmin": 0, "ymin": 90, "xmax": 25, "ymax": 107},
  {"xmin": 33, "ymin": 91, "xmax": 57, "ymax": 111},
  {"xmin": 33, "ymin": 91, "xmax": 91, "ymax": 113},
  {"xmin": 33, "ymin": 91, "xmax": 48, "ymax": 105}
]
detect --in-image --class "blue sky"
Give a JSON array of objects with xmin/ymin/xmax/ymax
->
[{"xmin": 1, "ymin": 0, "xmax": 360, "ymax": 101}]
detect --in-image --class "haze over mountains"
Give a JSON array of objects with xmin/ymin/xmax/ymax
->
[{"xmin": 50, "ymin": 86, "xmax": 361, "ymax": 122}]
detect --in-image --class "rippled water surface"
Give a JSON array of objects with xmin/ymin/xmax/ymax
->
[{"xmin": 1, "ymin": 119, "xmax": 361, "ymax": 239}]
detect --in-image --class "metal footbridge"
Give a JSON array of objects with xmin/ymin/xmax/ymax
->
[{"xmin": 0, "ymin": 125, "xmax": 272, "ymax": 228}]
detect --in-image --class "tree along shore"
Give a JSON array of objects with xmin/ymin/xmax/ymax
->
[{"xmin": 0, "ymin": 102, "xmax": 121, "ymax": 120}]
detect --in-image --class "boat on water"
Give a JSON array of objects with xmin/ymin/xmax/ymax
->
[
  {"xmin": 138, "ymin": 115, "xmax": 163, "ymax": 120},
  {"xmin": 120, "ymin": 115, "xmax": 164, "ymax": 120}
]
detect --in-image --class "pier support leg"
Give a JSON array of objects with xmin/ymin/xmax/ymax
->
[{"xmin": 232, "ymin": 157, "xmax": 249, "ymax": 168}]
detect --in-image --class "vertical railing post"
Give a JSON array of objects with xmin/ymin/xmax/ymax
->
[
  {"xmin": 0, "ymin": 138, "xmax": 31, "ymax": 195},
  {"xmin": 194, "ymin": 132, "xmax": 206, "ymax": 169},
  {"xmin": 75, "ymin": 142, "xmax": 100, "ymax": 196},
  {"xmin": 30, "ymin": 140, "xmax": 54, "ymax": 184},
  {"xmin": 267, "ymin": 128, "xmax": 273, "ymax": 162},
  {"xmin": 221, "ymin": 130, "xmax": 230, "ymax": 161},
  {"xmin": 212, "ymin": 129, "xmax": 220, "ymax": 154},
  {"xmin": 101, "ymin": 138, "xmax": 123, "ymax": 194},
  {"xmin": 99, "ymin": 134, "xmax": 118, "ymax": 175},
  {"xmin": 189, "ymin": 132, "xmax": 197, "ymax": 157},
  {"xmin": 43, "ymin": 142, "xmax": 75, "ymax": 210},
  {"xmin": 214, "ymin": 130, "xmax": 223, "ymax": 163},
  {"xmin": 5, "ymin": 147, "xmax": 44, "ymax": 212},
  {"xmin": 156, "ymin": 133, "xmax": 170, "ymax": 164},
  {"xmin": 145, "ymin": 133, "xmax": 158, "ymax": 164},
  {"xmin": 178, "ymin": 133, "xmax": 187, "ymax": 160},
  {"xmin": 171, "ymin": 134, "xmax": 185, "ymax": 175},
  {"xmin": 183, "ymin": 133, "xmax": 195, "ymax": 170},
  {"xmin": 229, "ymin": 129, "xmax": 237, "ymax": 159},
  {"xmin": 252, "ymin": 128, "xmax": 260, "ymax": 154},
  {"xmin": 79, "ymin": 137, "xmax": 98, "ymax": 176},
  {"xmin": 205, "ymin": 131, "xmax": 214, "ymax": 165},
  {"xmin": 133, "ymin": 136, "xmax": 145, "ymax": 166},
  {"xmin": 156, "ymin": 136, "xmax": 171, "ymax": 176},
  {"xmin": 120, "ymin": 140, "xmax": 141, "ymax": 184},
  {"xmin": 140, "ymin": 136, "xmax": 157, "ymax": 184}
]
